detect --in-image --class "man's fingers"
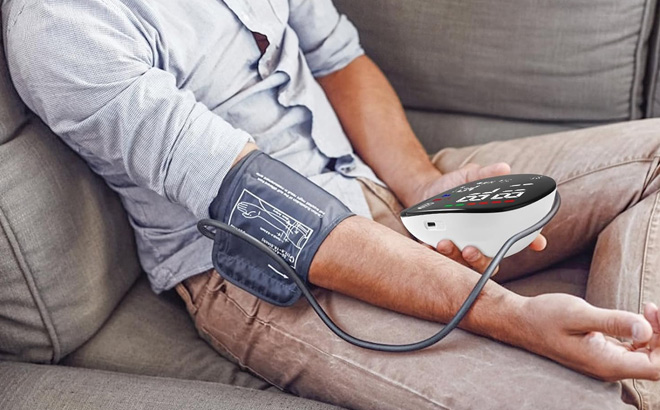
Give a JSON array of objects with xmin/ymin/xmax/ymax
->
[
  {"xmin": 574, "ymin": 307, "xmax": 653, "ymax": 344},
  {"xmin": 582, "ymin": 333, "xmax": 660, "ymax": 381},
  {"xmin": 529, "ymin": 234, "xmax": 547, "ymax": 252},
  {"xmin": 630, "ymin": 303, "xmax": 660, "ymax": 350},
  {"xmin": 460, "ymin": 163, "xmax": 481, "ymax": 183},
  {"xmin": 462, "ymin": 162, "xmax": 511, "ymax": 183},
  {"xmin": 436, "ymin": 240, "xmax": 469, "ymax": 268},
  {"xmin": 436, "ymin": 240, "xmax": 498, "ymax": 274},
  {"xmin": 644, "ymin": 303, "xmax": 660, "ymax": 333},
  {"xmin": 462, "ymin": 246, "xmax": 497, "ymax": 274},
  {"xmin": 477, "ymin": 162, "xmax": 511, "ymax": 180}
]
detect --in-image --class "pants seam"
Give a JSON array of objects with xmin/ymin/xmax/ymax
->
[
  {"xmin": 193, "ymin": 271, "xmax": 216, "ymax": 313},
  {"xmin": 454, "ymin": 144, "xmax": 657, "ymax": 190},
  {"xmin": 633, "ymin": 191, "xmax": 660, "ymax": 410},
  {"xmin": 556, "ymin": 158, "xmax": 655, "ymax": 187},
  {"xmin": 175, "ymin": 283, "xmax": 197, "ymax": 316},
  {"xmin": 495, "ymin": 158, "xmax": 656, "ymax": 259},
  {"xmin": 203, "ymin": 289, "xmax": 451, "ymax": 410}
]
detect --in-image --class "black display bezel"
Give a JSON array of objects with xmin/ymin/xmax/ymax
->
[{"xmin": 400, "ymin": 174, "xmax": 556, "ymax": 217}]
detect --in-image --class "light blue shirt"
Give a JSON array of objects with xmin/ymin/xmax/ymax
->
[{"xmin": 3, "ymin": 0, "xmax": 381, "ymax": 292}]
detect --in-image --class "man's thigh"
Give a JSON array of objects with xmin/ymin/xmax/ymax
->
[
  {"xmin": 178, "ymin": 271, "xmax": 631, "ymax": 410},
  {"xmin": 431, "ymin": 119, "xmax": 660, "ymax": 282}
]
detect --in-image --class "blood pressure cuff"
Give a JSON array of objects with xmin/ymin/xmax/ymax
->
[{"xmin": 207, "ymin": 151, "xmax": 354, "ymax": 306}]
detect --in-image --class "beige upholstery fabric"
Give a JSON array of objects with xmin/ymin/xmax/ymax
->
[
  {"xmin": 63, "ymin": 277, "xmax": 272, "ymax": 390},
  {"xmin": 336, "ymin": 0, "xmax": 657, "ymax": 123},
  {"xmin": 0, "ymin": 120, "xmax": 141, "ymax": 363},
  {"xmin": 0, "ymin": 362, "xmax": 342, "ymax": 410},
  {"xmin": 405, "ymin": 108, "xmax": 581, "ymax": 151}
]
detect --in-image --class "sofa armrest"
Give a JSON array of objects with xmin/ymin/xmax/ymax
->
[{"xmin": 0, "ymin": 362, "xmax": 341, "ymax": 410}]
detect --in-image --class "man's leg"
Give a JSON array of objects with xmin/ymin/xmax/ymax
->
[
  {"xmin": 587, "ymin": 191, "xmax": 660, "ymax": 409},
  {"xmin": 430, "ymin": 119, "xmax": 660, "ymax": 284},
  {"xmin": 430, "ymin": 118, "xmax": 660, "ymax": 408},
  {"xmin": 174, "ymin": 120, "xmax": 660, "ymax": 410},
  {"xmin": 177, "ymin": 270, "xmax": 631, "ymax": 410}
]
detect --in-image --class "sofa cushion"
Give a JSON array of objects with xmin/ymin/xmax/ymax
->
[
  {"xmin": 63, "ymin": 277, "xmax": 272, "ymax": 390},
  {"xmin": 0, "ymin": 120, "xmax": 141, "ymax": 363},
  {"xmin": 405, "ymin": 108, "xmax": 579, "ymax": 152},
  {"xmin": 0, "ymin": 362, "xmax": 341, "ymax": 410},
  {"xmin": 0, "ymin": 13, "xmax": 30, "ymax": 145},
  {"xmin": 336, "ymin": 0, "xmax": 657, "ymax": 123}
]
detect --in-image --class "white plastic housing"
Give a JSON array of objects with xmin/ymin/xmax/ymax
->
[{"xmin": 401, "ymin": 190, "xmax": 556, "ymax": 258}]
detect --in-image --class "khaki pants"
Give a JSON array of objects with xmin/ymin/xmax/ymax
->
[{"xmin": 176, "ymin": 119, "xmax": 660, "ymax": 410}]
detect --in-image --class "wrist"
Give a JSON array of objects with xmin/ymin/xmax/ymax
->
[
  {"xmin": 495, "ymin": 294, "xmax": 548, "ymax": 351},
  {"xmin": 394, "ymin": 166, "xmax": 443, "ymax": 208},
  {"xmin": 463, "ymin": 290, "xmax": 531, "ymax": 347}
]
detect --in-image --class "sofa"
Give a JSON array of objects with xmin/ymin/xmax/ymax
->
[{"xmin": 1, "ymin": 0, "xmax": 659, "ymax": 408}]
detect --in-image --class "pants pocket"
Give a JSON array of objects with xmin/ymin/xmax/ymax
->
[{"xmin": 176, "ymin": 269, "xmax": 217, "ymax": 317}]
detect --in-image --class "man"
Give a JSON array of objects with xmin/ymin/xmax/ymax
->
[{"xmin": 3, "ymin": 0, "xmax": 659, "ymax": 408}]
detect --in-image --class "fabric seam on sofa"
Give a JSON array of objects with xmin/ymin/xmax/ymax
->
[
  {"xmin": 630, "ymin": 0, "xmax": 655, "ymax": 120},
  {"xmin": 644, "ymin": 8, "xmax": 660, "ymax": 118},
  {"xmin": 406, "ymin": 106, "xmax": 623, "ymax": 127},
  {"xmin": 1, "ymin": 114, "xmax": 31, "ymax": 146},
  {"xmin": 0, "ymin": 202, "xmax": 59, "ymax": 363}
]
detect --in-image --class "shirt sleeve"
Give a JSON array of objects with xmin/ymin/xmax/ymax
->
[
  {"xmin": 287, "ymin": 0, "xmax": 365, "ymax": 77},
  {"xmin": 4, "ymin": 0, "xmax": 252, "ymax": 219}
]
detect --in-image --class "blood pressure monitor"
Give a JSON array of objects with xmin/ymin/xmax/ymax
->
[
  {"xmin": 200, "ymin": 162, "xmax": 561, "ymax": 353},
  {"xmin": 401, "ymin": 174, "xmax": 557, "ymax": 257}
]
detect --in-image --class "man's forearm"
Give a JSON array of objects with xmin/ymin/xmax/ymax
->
[
  {"xmin": 226, "ymin": 143, "xmax": 520, "ymax": 340},
  {"xmin": 317, "ymin": 56, "xmax": 440, "ymax": 207},
  {"xmin": 308, "ymin": 216, "xmax": 526, "ymax": 345}
]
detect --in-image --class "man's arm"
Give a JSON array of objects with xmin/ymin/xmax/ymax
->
[
  {"xmin": 289, "ymin": 1, "xmax": 479, "ymax": 211},
  {"xmin": 289, "ymin": 0, "xmax": 436, "ymax": 207},
  {"xmin": 308, "ymin": 215, "xmax": 660, "ymax": 382},
  {"xmin": 317, "ymin": 56, "xmax": 440, "ymax": 208},
  {"xmin": 5, "ymin": 1, "xmax": 252, "ymax": 220},
  {"xmin": 318, "ymin": 54, "xmax": 548, "ymax": 270}
]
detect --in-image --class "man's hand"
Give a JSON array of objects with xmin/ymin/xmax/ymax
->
[
  {"xmin": 408, "ymin": 161, "xmax": 547, "ymax": 274},
  {"xmin": 515, "ymin": 295, "xmax": 660, "ymax": 381}
]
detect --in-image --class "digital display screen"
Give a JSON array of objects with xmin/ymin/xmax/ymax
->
[{"xmin": 401, "ymin": 174, "xmax": 556, "ymax": 216}]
